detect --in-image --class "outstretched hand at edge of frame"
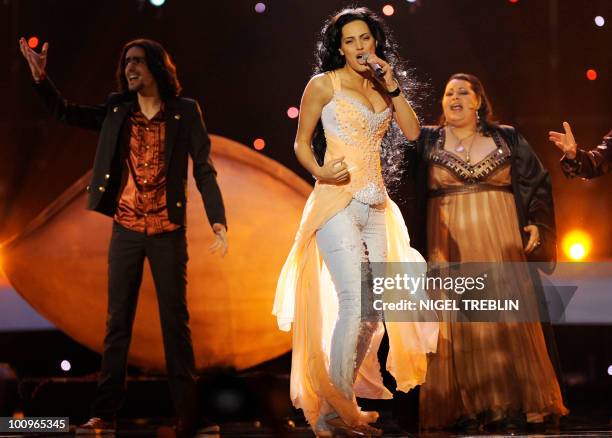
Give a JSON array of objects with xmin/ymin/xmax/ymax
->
[{"xmin": 548, "ymin": 121, "xmax": 577, "ymax": 160}]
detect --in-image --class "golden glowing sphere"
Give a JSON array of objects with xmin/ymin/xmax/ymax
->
[
  {"xmin": 569, "ymin": 243, "xmax": 586, "ymax": 260},
  {"xmin": 562, "ymin": 230, "xmax": 592, "ymax": 261}
]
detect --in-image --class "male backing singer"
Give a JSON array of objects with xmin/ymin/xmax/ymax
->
[{"xmin": 19, "ymin": 37, "xmax": 227, "ymax": 437}]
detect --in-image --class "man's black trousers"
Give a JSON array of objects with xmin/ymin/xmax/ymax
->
[{"xmin": 92, "ymin": 222, "xmax": 197, "ymax": 425}]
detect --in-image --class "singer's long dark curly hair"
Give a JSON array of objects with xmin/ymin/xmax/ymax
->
[
  {"xmin": 312, "ymin": 7, "xmax": 423, "ymax": 192},
  {"xmin": 116, "ymin": 39, "xmax": 182, "ymax": 101}
]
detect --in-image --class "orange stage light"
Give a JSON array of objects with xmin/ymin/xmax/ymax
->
[
  {"xmin": 287, "ymin": 107, "xmax": 299, "ymax": 119},
  {"xmin": 562, "ymin": 229, "xmax": 592, "ymax": 261},
  {"xmin": 382, "ymin": 5, "xmax": 394, "ymax": 16},
  {"xmin": 253, "ymin": 138, "xmax": 266, "ymax": 150},
  {"xmin": 28, "ymin": 36, "xmax": 39, "ymax": 49}
]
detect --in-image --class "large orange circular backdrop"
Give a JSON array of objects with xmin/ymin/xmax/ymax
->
[{"xmin": 0, "ymin": 135, "xmax": 310, "ymax": 371}]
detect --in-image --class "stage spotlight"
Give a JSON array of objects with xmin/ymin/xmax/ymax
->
[
  {"xmin": 27, "ymin": 36, "xmax": 39, "ymax": 49},
  {"xmin": 287, "ymin": 107, "xmax": 299, "ymax": 119},
  {"xmin": 60, "ymin": 360, "xmax": 71, "ymax": 372},
  {"xmin": 406, "ymin": 0, "xmax": 417, "ymax": 3},
  {"xmin": 608, "ymin": 365, "xmax": 612, "ymax": 376},
  {"xmin": 255, "ymin": 2, "xmax": 266, "ymax": 13},
  {"xmin": 562, "ymin": 230, "xmax": 591, "ymax": 261},
  {"xmin": 569, "ymin": 243, "xmax": 585, "ymax": 260},
  {"xmin": 253, "ymin": 138, "xmax": 266, "ymax": 150},
  {"xmin": 149, "ymin": 0, "xmax": 165, "ymax": 6},
  {"xmin": 382, "ymin": 5, "xmax": 395, "ymax": 16},
  {"xmin": 594, "ymin": 16, "xmax": 605, "ymax": 27},
  {"xmin": 509, "ymin": 0, "xmax": 519, "ymax": 3},
  {"xmin": 586, "ymin": 69, "xmax": 597, "ymax": 81}
]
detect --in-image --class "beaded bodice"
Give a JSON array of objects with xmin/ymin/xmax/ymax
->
[
  {"xmin": 429, "ymin": 128, "xmax": 511, "ymax": 185},
  {"xmin": 320, "ymin": 71, "xmax": 392, "ymax": 205}
]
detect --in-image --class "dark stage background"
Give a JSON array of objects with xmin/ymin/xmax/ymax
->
[
  {"xmin": 0, "ymin": 0, "xmax": 611, "ymax": 426},
  {"xmin": 1, "ymin": 0, "xmax": 611, "ymax": 255}
]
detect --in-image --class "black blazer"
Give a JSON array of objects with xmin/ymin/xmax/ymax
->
[
  {"xmin": 401, "ymin": 124, "xmax": 557, "ymax": 272},
  {"xmin": 33, "ymin": 77, "xmax": 226, "ymax": 228}
]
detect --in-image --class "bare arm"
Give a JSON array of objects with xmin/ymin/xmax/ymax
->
[
  {"xmin": 389, "ymin": 90, "xmax": 421, "ymax": 141},
  {"xmin": 294, "ymin": 74, "xmax": 349, "ymax": 183},
  {"xmin": 365, "ymin": 54, "xmax": 420, "ymax": 141}
]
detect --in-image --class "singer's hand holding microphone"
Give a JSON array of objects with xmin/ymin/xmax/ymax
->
[{"xmin": 359, "ymin": 53, "xmax": 399, "ymax": 93}]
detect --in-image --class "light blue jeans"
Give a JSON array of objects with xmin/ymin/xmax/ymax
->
[{"xmin": 316, "ymin": 199, "xmax": 387, "ymax": 401}]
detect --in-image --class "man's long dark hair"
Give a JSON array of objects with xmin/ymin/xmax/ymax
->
[
  {"xmin": 312, "ymin": 7, "xmax": 422, "ymax": 191},
  {"xmin": 439, "ymin": 73, "xmax": 497, "ymax": 135},
  {"xmin": 116, "ymin": 39, "xmax": 182, "ymax": 101}
]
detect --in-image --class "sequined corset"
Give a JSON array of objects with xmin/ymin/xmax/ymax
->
[
  {"xmin": 320, "ymin": 71, "xmax": 392, "ymax": 205},
  {"xmin": 429, "ymin": 128, "xmax": 511, "ymax": 184}
]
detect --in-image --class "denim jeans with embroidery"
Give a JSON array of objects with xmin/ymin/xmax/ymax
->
[{"xmin": 316, "ymin": 199, "xmax": 387, "ymax": 401}]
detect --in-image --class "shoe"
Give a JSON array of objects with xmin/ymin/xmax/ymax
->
[
  {"xmin": 314, "ymin": 415, "xmax": 333, "ymax": 437},
  {"xmin": 75, "ymin": 417, "xmax": 116, "ymax": 435},
  {"xmin": 314, "ymin": 426, "xmax": 333, "ymax": 438},
  {"xmin": 326, "ymin": 417, "xmax": 382, "ymax": 437},
  {"xmin": 485, "ymin": 414, "xmax": 526, "ymax": 433},
  {"xmin": 527, "ymin": 413, "xmax": 561, "ymax": 433}
]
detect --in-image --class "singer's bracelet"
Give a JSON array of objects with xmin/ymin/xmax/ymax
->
[{"xmin": 387, "ymin": 87, "xmax": 401, "ymax": 98}]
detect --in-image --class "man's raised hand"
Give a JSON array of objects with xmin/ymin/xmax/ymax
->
[{"xmin": 19, "ymin": 37, "xmax": 48, "ymax": 82}]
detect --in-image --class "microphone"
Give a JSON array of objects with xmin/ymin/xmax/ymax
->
[{"xmin": 363, "ymin": 53, "xmax": 385, "ymax": 78}]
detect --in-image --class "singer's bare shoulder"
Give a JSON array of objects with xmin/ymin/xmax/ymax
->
[{"xmin": 302, "ymin": 73, "xmax": 334, "ymax": 108}]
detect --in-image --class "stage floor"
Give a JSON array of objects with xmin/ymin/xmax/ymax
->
[{"xmin": 1, "ymin": 415, "xmax": 611, "ymax": 437}]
